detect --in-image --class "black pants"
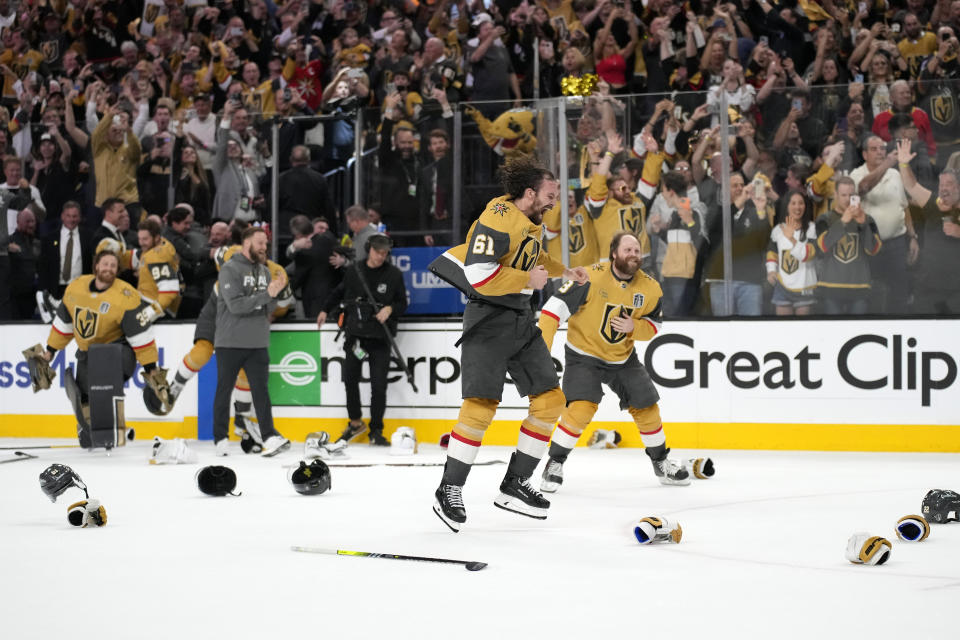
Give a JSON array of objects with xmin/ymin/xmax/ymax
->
[
  {"xmin": 213, "ymin": 347, "xmax": 279, "ymax": 443},
  {"xmin": 870, "ymin": 234, "xmax": 909, "ymax": 313},
  {"xmin": 343, "ymin": 336, "xmax": 391, "ymax": 434}
]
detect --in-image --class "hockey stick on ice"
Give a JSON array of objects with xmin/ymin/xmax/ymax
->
[
  {"xmin": 282, "ymin": 459, "xmax": 506, "ymax": 469},
  {"xmin": 291, "ymin": 546, "xmax": 487, "ymax": 571},
  {"xmin": 0, "ymin": 451, "xmax": 39, "ymax": 464},
  {"xmin": 0, "ymin": 444, "xmax": 81, "ymax": 450}
]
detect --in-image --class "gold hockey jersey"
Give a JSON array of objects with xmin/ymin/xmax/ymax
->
[
  {"xmin": 539, "ymin": 262, "xmax": 663, "ymax": 364},
  {"xmin": 215, "ymin": 244, "xmax": 293, "ymax": 318},
  {"xmin": 429, "ymin": 195, "xmax": 566, "ymax": 310},
  {"xmin": 584, "ymin": 151, "xmax": 664, "ymax": 262},
  {"xmin": 48, "ymin": 276, "xmax": 160, "ymax": 365},
  {"xmin": 134, "ymin": 237, "xmax": 183, "ymax": 316},
  {"xmin": 543, "ymin": 203, "xmax": 599, "ymax": 268}
]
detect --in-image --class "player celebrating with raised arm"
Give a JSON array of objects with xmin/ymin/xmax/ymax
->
[
  {"xmin": 429, "ymin": 156, "xmax": 589, "ymax": 532},
  {"xmin": 537, "ymin": 231, "xmax": 690, "ymax": 492}
]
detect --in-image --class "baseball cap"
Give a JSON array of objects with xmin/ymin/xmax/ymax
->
[
  {"xmin": 472, "ymin": 12, "xmax": 493, "ymax": 27},
  {"xmin": 40, "ymin": 133, "xmax": 54, "ymax": 142}
]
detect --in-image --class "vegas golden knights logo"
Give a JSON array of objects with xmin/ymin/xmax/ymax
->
[
  {"xmin": 145, "ymin": 3, "xmax": 160, "ymax": 23},
  {"xmin": 600, "ymin": 303, "xmax": 633, "ymax": 344},
  {"xmin": 41, "ymin": 41, "xmax": 59, "ymax": 63},
  {"xmin": 780, "ymin": 250, "xmax": 799, "ymax": 275},
  {"xmin": 75, "ymin": 307, "xmax": 99, "ymax": 340},
  {"xmin": 246, "ymin": 92, "xmax": 263, "ymax": 113},
  {"xmin": 835, "ymin": 233, "xmax": 859, "ymax": 264},
  {"xmin": 511, "ymin": 236, "xmax": 541, "ymax": 271},
  {"xmin": 569, "ymin": 224, "xmax": 585, "ymax": 253},
  {"xmin": 618, "ymin": 206, "xmax": 644, "ymax": 235},
  {"xmin": 932, "ymin": 93, "xmax": 955, "ymax": 126}
]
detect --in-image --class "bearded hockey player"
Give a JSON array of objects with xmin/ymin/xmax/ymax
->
[
  {"xmin": 428, "ymin": 155, "xmax": 589, "ymax": 532},
  {"xmin": 23, "ymin": 250, "xmax": 171, "ymax": 448},
  {"xmin": 537, "ymin": 231, "xmax": 690, "ymax": 492}
]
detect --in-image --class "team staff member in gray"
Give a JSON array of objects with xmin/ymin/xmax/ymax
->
[
  {"xmin": 213, "ymin": 227, "xmax": 291, "ymax": 457},
  {"xmin": 317, "ymin": 234, "xmax": 408, "ymax": 446}
]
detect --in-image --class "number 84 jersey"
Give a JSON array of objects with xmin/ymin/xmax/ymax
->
[{"xmin": 539, "ymin": 263, "xmax": 663, "ymax": 364}]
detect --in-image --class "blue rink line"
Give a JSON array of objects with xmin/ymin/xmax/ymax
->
[{"xmin": 197, "ymin": 355, "xmax": 216, "ymax": 440}]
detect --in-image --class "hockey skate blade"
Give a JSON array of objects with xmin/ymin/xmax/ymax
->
[
  {"xmin": 432, "ymin": 501, "xmax": 462, "ymax": 533},
  {"xmin": 493, "ymin": 494, "xmax": 548, "ymax": 520},
  {"xmin": 657, "ymin": 475, "xmax": 691, "ymax": 486}
]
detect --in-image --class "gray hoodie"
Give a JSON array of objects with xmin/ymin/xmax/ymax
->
[{"xmin": 215, "ymin": 251, "xmax": 277, "ymax": 349}]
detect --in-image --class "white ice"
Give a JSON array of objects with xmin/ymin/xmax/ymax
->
[{"xmin": 2, "ymin": 439, "xmax": 958, "ymax": 639}]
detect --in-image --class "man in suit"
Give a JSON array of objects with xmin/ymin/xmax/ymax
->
[
  {"xmin": 8, "ymin": 206, "xmax": 41, "ymax": 318},
  {"xmin": 37, "ymin": 201, "xmax": 93, "ymax": 320},
  {"xmin": 289, "ymin": 214, "xmax": 341, "ymax": 318},
  {"xmin": 278, "ymin": 145, "xmax": 335, "ymax": 259},
  {"xmin": 91, "ymin": 198, "xmax": 131, "ymax": 251}
]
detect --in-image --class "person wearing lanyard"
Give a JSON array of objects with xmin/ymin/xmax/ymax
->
[
  {"xmin": 377, "ymin": 91, "xmax": 419, "ymax": 241},
  {"xmin": 212, "ymin": 100, "xmax": 262, "ymax": 223}
]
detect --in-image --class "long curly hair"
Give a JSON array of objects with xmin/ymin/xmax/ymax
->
[{"xmin": 497, "ymin": 155, "xmax": 555, "ymax": 199}]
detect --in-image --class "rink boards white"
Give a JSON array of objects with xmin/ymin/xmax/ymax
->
[{"xmin": 1, "ymin": 319, "xmax": 958, "ymax": 451}]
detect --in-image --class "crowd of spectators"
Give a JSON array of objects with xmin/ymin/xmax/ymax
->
[{"xmin": 0, "ymin": 0, "xmax": 959, "ymax": 321}]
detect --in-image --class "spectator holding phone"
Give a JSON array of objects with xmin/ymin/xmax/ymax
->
[
  {"xmin": 814, "ymin": 177, "xmax": 882, "ymax": 315},
  {"xmin": 765, "ymin": 190, "xmax": 817, "ymax": 315}
]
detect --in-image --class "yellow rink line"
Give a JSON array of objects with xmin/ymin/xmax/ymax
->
[{"xmin": 1, "ymin": 415, "xmax": 958, "ymax": 452}]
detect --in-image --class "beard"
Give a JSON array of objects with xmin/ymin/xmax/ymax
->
[
  {"xmin": 254, "ymin": 247, "xmax": 267, "ymax": 264},
  {"xmin": 613, "ymin": 254, "xmax": 641, "ymax": 277},
  {"xmin": 95, "ymin": 268, "xmax": 117, "ymax": 287},
  {"xmin": 613, "ymin": 192, "xmax": 634, "ymax": 205}
]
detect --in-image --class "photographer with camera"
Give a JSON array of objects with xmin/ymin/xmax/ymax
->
[{"xmin": 316, "ymin": 234, "xmax": 407, "ymax": 446}]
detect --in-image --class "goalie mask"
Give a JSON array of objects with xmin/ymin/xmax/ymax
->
[
  {"xmin": 39, "ymin": 463, "xmax": 88, "ymax": 503},
  {"xmin": 196, "ymin": 465, "xmax": 240, "ymax": 496},
  {"xmin": 921, "ymin": 489, "xmax": 960, "ymax": 524},
  {"xmin": 289, "ymin": 460, "xmax": 331, "ymax": 495}
]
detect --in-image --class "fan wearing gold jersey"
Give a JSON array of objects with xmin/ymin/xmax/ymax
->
[
  {"xmin": 36, "ymin": 251, "xmax": 171, "ymax": 433},
  {"xmin": 584, "ymin": 131, "xmax": 662, "ymax": 270},
  {"xmin": 163, "ymin": 226, "xmax": 293, "ymax": 449},
  {"xmin": 428, "ymin": 156, "xmax": 589, "ymax": 532},
  {"xmin": 542, "ymin": 190, "xmax": 598, "ymax": 269},
  {"xmin": 537, "ymin": 232, "xmax": 690, "ymax": 492}
]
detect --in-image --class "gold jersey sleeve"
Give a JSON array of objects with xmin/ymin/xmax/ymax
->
[
  {"xmin": 137, "ymin": 237, "xmax": 182, "ymax": 316},
  {"xmin": 48, "ymin": 276, "xmax": 160, "ymax": 365},
  {"xmin": 267, "ymin": 259, "xmax": 294, "ymax": 318},
  {"xmin": 540, "ymin": 263, "xmax": 663, "ymax": 364}
]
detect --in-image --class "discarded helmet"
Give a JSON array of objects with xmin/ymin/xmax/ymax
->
[
  {"xmin": 289, "ymin": 460, "xmax": 331, "ymax": 495},
  {"xmin": 196, "ymin": 465, "xmax": 240, "ymax": 496},
  {"xmin": 39, "ymin": 463, "xmax": 88, "ymax": 503}
]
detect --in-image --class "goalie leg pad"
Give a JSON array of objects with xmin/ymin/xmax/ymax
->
[
  {"xmin": 67, "ymin": 499, "xmax": 107, "ymax": 527},
  {"xmin": 634, "ymin": 516, "xmax": 682, "ymax": 544},
  {"xmin": 845, "ymin": 533, "xmax": 891, "ymax": 565}
]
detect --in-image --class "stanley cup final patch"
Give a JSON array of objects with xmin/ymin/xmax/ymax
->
[{"xmin": 633, "ymin": 293, "xmax": 644, "ymax": 307}]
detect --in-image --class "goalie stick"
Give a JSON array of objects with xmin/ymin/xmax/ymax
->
[
  {"xmin": 0, "ymin": 451, "xmax": 39, "ymax": 464},
  {"xmin": 291, "ymin": 546, "xmax": 487, "ymax": 571}
]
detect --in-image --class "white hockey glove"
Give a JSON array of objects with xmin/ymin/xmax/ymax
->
[
  {"xmin": 67, "ymin": 499, "xmax": 108, "ymax": 527},
  {"xmin": 633, "ymin": 516, "xmax": 682, "ymax": 544}
]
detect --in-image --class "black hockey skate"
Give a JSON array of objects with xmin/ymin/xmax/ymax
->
[
  {"xmin": 646, "ymin": 446, "xmax": 691, "ymax": 486},
  {"xmin": 494, "ymin": 473, "xmax": 550, "ymax": 519},
  {"xmin": 368, "ymin": 431, "xmax": 389, "ymax": 446},
  {"xmin": 433, "ymin": 484, "xmax": 466, "ymax": 532},
  {"xmin": 540, "ymin": 458, "xmax": 564, "ymax": 493}
]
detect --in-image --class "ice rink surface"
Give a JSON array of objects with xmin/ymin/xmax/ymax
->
[{"xmin": 2, "ymin": 437, "xmax": 958, "ymax": 639}]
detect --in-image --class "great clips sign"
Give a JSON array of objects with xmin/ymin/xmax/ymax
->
[{"xmin": 643, "ymin": 320, "xmax": 960, "ymax": 424}]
